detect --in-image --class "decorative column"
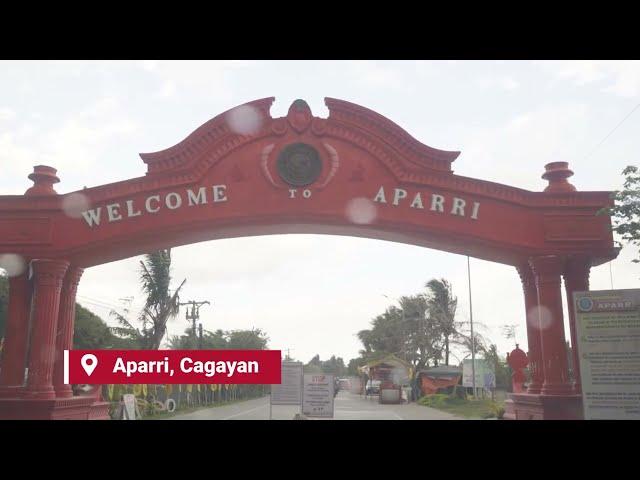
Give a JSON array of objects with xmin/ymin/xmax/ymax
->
[
  {"xmin": 0, "ymin": 273, "xmax": 33, "ymax": 394},
  {"xmin": 563, "ymin": 255, "xmax": 591, "ymax": 394},
  {"xmin": 529, "ymin": 255, "xmax": 572, "ymax": 395},
  {"xmin": 53, "ymin": 266, "xmax": 84, "ymax": 398},
  {"xmin": 516, "ymin": 263, "xmax": 544, "ymax": 394},
  {"xmin": 23, "ymin": 259, "xmax": 69, "ymax": 400}
]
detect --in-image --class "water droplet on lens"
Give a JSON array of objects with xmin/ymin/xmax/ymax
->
[
  {"xmin": 226, "ymin": 105, "xmax": 263, "ymax": 136},
  {"xmin": 346, "ymin": 197, "xmax": 377, "ymax": 225},
  {"xmin": 62, "ymin": 193, "xmax": 91, "ymax": 219}
]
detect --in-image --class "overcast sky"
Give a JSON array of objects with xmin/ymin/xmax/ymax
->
[{"xmin": 1, "ymin": 60, "xmax": 639, "ymax": 364}]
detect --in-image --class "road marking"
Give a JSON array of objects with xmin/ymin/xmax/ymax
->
[{"xmin": 222, "ymin": 403, "xmax": 269, "ymax": 420}]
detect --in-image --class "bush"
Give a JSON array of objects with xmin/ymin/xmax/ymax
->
[
  {"xmin": 491, "ymin": 402, "xmax": 506, "ymax": 419},
  {"xmin": 418, "ymin": 392, "xmax": 506, "ymax": 419},
  {"xmin": 418, "ymin": 394, "xmax": 448, "ymax": 407}
]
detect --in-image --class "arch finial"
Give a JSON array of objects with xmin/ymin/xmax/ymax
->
[
  {"xmin": 25, "ymin": 165, "xmax": 60, "ymax": 196},
  {"xmin": 542, "ymin": 162, "xmax": 576, "ymax": 193}
]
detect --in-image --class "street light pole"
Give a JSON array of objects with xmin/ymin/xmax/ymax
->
[{"xmin": 467, "ymin": 256, "xmax": 476, "ymax": 398}]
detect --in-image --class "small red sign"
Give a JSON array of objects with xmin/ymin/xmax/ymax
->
[{"xmin": 64, "ymin": 350, "xmax": 281, "ymax": 384}]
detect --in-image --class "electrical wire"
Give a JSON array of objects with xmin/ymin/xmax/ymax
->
[
  {"xmin": 76, "ymin": 294, "xmax": 126, "ymax": 310},
  {"xmin": 584, "ymin": 102, "xmax": 640, "ymax": 160}
]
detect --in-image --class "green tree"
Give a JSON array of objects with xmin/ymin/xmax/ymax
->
[
  {"xmin": 347, "ymin": 357, "xmax": 366, "ymax": 376},
  {"xmin": 455, "ymin": 330, "xmax": 488, "ymax": 361},
  {"xmin": 168, "ymin": 327, "xmax": 268, "ymax": 351},
  {"xmin": 74, "ymin": 304, "xmax": 135, "ymax": 349},
  {"xmin": 356, "ymin": 294, "xmax": 445, "ymax": 391},
  {"xmin": 111, "ymin": 249, "xmax": 186, "ymax": 349},
  {"xmin": 304, "ymin": 355, "xmax": 347, "ymax": 376},
  {"xmin": 357, "ymin": 305, "xmax": 407, "ymax": 357},
  {"xmin": 168, "ymin": 327, "xmax": 228, "ymax": 350},
  {"xmin": 423, "ymin": 279, "xmax": 458, "ymax": 366},
  {"xmin": 483, "ymin": 344, "xmax": 510, "ymax": 390},
  {"xmin": 304, "ymin": 359, "xmax": 323, "ymax": 374},
  {"xmin": 322, "ymin": 355, "xmax": 347, "ymax": 377},
  {"xmin": 400, "ymin": 294, "xmax": 442, "ymax": 371},
  {"xmin": 604, "ymin": 165, "xmax": 640, "ymax": 263},
  {"xmin": 226, "ymin": 328, "xmax": 269, "ymax": 350}
]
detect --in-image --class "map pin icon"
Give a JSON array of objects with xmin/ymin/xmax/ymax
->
[{"xmin": 81, "ymin": 354, "xmax": 98, "ymax": 376}]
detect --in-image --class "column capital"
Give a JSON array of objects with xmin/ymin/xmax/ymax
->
[
  {"xmin": 563, "ymin": 255, "xmax": 592, "ymax": 281},
  {"xmin": 64, "ymin": 266, "xmax": 84, "ymax": 290},
  {"xmin": 529, "ymin": 255, "xmax": 565, "ymax": 281},
  {"xmin": 516, "ymin": 263, "xmax": 535, "ymax": 288},
  {"xmin": 30, "ymin": 259, "xmax": 69, "ymax": 287}
]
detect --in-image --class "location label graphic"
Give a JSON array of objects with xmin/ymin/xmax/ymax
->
[
  {"xmin": 63, "ymin": 350, "xmax": 281, "ymax": 384},
  {"xmin": 81, "ymin": 354, "xmax": 98, "ymax": 376}
]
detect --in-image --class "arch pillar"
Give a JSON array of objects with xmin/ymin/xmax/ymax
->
[
  {"xmin": 516, "ymin": 263, "xmax": 543, "ymax": 394},
  {"xmin": 563, "ymin": 255, "xmax": 591, "ymax": 394},
  {"xmin": 53, "ymin": 266, "xmax": 84, "ymax": 398},
  {"xmin": 529, "ymin": 255, "xmax": 572, "ymax": 395},
  {"xmin": 0, "ymin": 273, "xmax": 33, "ymax": 396},
  {"xmin": 23, "ymin": 259, "xmax": 69, "ymax": 400}
]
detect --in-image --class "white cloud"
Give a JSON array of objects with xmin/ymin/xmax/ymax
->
[
  {"xmin": 138, "ymin": 60, "xmax": 257, "ymax": 100},
  {"xmin": 458, "ymin": 102, "xmax": 591, "ymax": 190},
  {"xmin": 0, "ymin": 107, "xmax": 15, "ymax": 122},
  {"xmin": 346, "ymin": 61, "xmax": 411, "ymax": 91},
  {"xmin": 0, "ymin": 131, "xmax": 40, "ymax": 177},
  {"xmin": 0, "ymin": 96, "xmax": 139, "ymax": 185},
  {"xmin": 477, "ymin": 75, "xmax": 520, "ymax": 91},
  {"xmin": 536, "ymin": 60, "xmax": 640, "ymax": 97}
]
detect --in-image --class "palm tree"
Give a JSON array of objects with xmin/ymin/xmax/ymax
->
[
  {"xmin": 111, "ymin": 249, "xmax": 186, "ymax": 349},
  {"xmin": 424, "ymin": 279, "xmax": 457, "ymax": 366}
]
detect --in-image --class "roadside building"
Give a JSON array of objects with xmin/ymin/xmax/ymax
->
[
  {"xmin": 417, "ymin": 365, "xmax": 462, "ymax": 396},
  {"xmin": 358, "ymin": 354, "xmax": 412, "ymax": 404}
]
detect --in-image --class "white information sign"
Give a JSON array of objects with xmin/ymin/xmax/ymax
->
[
  {"xmin": 574, "ymin": 289, "xmax": 640, "ymax": 420},
  {"xmin": 271, "ymin": 362, "xmax": 303, "ymax": 406},
  {"xmin": 303, "ymin": 374, "xmax": 334, "ymax": 418},
  {"xmin": 462, "ymin": 359, "xmax": 495, "ymax": 389}
]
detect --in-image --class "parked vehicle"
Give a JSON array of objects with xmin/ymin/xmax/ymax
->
[
  {"xmin": 366, "ymin": 380, "xmax": 381, "ymax": 395},
  {"xmin": 339, "ymin": 378, "xmax": 351, "ymax": 390}
]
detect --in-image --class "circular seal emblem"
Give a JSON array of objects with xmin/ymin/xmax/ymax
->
[
  {"xmin": 577, "ymin": 297, "xmax": 593, "ymax": 312},
  {"xmin": 277, "ymin": 143, "xmax": 322, "ymax": 187}
]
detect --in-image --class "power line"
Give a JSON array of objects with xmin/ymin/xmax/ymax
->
[
  {"xmin": 76, "ymin": 295, "xmax": 123, "ymax": 311},
  {"xmin": 77, "ymin": 296, "xmax": 120, "ymax": 309},
  {"xmin": 584, "ymin": 102, "xmax": 640, "ymax": 160},
  {"xmin": 77, "ymin": 300, "xmax": 125, "ymax": 315}
]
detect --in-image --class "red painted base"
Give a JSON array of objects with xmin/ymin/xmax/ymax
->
[
  {"xmin": 504, "ymin": 393, "xmax": 583, "ymax": 420},
  {"xmin": 0, "ymin": 396, "xmax": 110, "ymax": 420}
]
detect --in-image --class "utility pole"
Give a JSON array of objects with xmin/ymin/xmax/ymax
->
[
  {"xmin": 467, "ymin": 256, "xmax": 476, "ymax": 398},
  {"xmin": 179, "ymin": 300, "xmax": 211, "ymax": 349}
]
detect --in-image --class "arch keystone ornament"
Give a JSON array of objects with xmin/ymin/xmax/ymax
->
[
  {"xmin": 0, "ymin": 97, "xmax": 618, "ymax": 420},
  {"xmin": 277, "ymin": 143, "xmax": 322, "ymax": 187}
]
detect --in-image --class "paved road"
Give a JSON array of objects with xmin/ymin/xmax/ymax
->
[{"xmin": 169, "ymin": 391, "xmax": 463, "ymax": 420}]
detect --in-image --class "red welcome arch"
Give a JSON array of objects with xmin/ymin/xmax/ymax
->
[{"xmin": 0, "ymin": 98, "xmax": 617, "ymax": 419}]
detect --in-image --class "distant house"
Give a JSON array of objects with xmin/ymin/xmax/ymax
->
[
  {"xmin": 418, "ymin": 365, "xmax": 462, "ymax": 395},
  {"xmin": 358, "ymin": 354, "xmax": 412, "ymax": 388},
  {"xmin": 357, "ymin": 354, "xmax": 413, "ymax": 404}
]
